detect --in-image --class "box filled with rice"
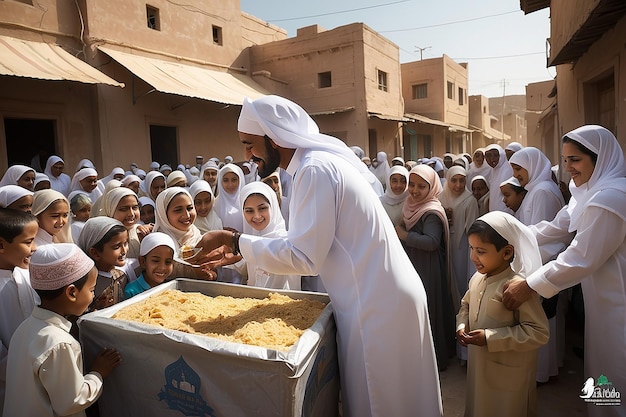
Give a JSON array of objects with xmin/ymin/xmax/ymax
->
[{"xmin": 78, "ymin": 279, "xmax": 339, "ymax": 417}]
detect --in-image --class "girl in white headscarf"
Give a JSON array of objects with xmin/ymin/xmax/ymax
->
[
  {"xmin": 44, "ymin": 155, "xmax": 71, "ymax": 196},
  {"xmin": 236, "ymin": 182, "xmax": 300, "ymax": 290},
  {"xmin": 153, "ymin": 187, "xmax": 216, "ymax": 281},
  {"xmin": 139, "ymin": 171, "xmax": 166, "ymax": 201},
  {"xmin": 484, "ymin": 144, "xmax": 514, "ymax": 214},
  {"xmin": 70, "ymin": 168, "xmax": 102, "ymax": 203},
  {"xmin": 121, "ymin": 174, "xmax": 141, "ymax": 195},
  {"xmin": 138, "ymin": 196, "xmax": 156, "ymax": 225},
  {"xmin": 97, "ymin": 167, "xmax": 125, "ymax": 193},
  {"xmin": 33, "ymin": 173, "xmax": 50, "ymax": 191},
  {"xmin": 0, "ymin": 185, "xmax": 33, "ymax": 212},
  {"xmin": 101, "ymin": 187, "xmax": 151, "ymax": 259},
  {"xmin": 166, "ymin": 170, "xmax": 187, "ymax": 188},
  {"xmin": 32, "ymin": 189, "xmax": 72, "ymax": 245},
  {"xmin": 214, "ymin": 163, "xmax": 245, "ymax": 232},
  {"xmin": 470, "ymin": 175, "xmax": 490, "ymax": 216},
  {"xmin": 467, "ymin": 148, "xmax": 491, "ymax": 186},
  {"xmin": 379, "ymin": 165, "xmax": 409, "ymax": 226},
  {"xmin": 372, "ymin": 151, "xmax": 390, "ymax": 189},
  {"xmin": 0, "ymin": 165, "xmax": 36, "ymax": 191},
  {"xmin": 200, "ymin": 160, "xmax": 219, "ymax": 197},
  {"xmin": 90, "ymin": 179, "xmax": 121, "ymax": 218},
  {"xmin": 74, "ymin": 158, "xmax": 95, "ymax": 173},
  {"xmin": 502, "ymin": 125, "xmax": 626, "ymax": 417},
  {"xmin": 189, "ymin": 180, "xmax": 222, "ymax": 234}
]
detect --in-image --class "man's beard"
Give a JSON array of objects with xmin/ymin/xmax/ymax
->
[{"xmin": 256, "ymin": 138, "xmax": 281, "ymax": 178}]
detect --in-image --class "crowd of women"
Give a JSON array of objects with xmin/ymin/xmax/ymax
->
[{"xmin": 0, "ymin": 123, "xmax": 624, "ymax": 417}]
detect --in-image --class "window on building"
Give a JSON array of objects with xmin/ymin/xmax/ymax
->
[
  {"xmin": 378, "ymin": 70, "xmax": 388, "ymax": 92},
  {"xmin": 458, "ymin": 87, "xmax": 464, "ymax": 105},
  {"xmin": 584, "ymin": 72, "xmax": 615, "ymax": 134},
  {"xmin": 318, "ymin": 71, "xmax": 332, "ymax": 88},
  {"xmin": 146, "ymin": 5, "xmax": 160, "ymax": 30},
  {"xmin": 447, "ymin": 81, "xmax": 454, "ymax": 99},
  {"xmin": 212, "ymin": 25, "xmax": 223, "ymax": 45},
  {"xmin": 412, "ymin": 83, "xmax": 428, "ymax": 99}
]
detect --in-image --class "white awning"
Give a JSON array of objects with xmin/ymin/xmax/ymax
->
[
  {"xmin": 99, "ymin": 47, "xmax": 269, "ymax": 105},
  {"xmin": 0, "ymin": 35, "xmax": 123, "ymax": 86},
  {"xmin": 368, "ymin": 112, "xmax": 412, "ymax": 122},
  {"xmin": 404, "ymin": 113, "xmax": 450, "ymax": 127}
]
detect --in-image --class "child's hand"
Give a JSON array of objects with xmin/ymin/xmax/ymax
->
[
  {"xmin": 464, "ymin": 330, "xmax": 487, "ymax": 346},
  {"xmin": 456, "ymin": 329, "xmax": 468, "ymax": 346},
  {"xmin": 91, "ymin": 348, "xmax": 122, "ymax": 378}
]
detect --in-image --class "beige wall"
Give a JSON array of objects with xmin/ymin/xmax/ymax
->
[
  {"xmin": 548, "ymin": 0, "xmax": 600, "ymax": 63},
  {"xmin": 553, "ymin": 14, "xmax": 626, "ymax": 151},
  {"xmin": 402, "ymin": 59, "xmax": 445, "ymax": 119},
  {"xmin": 526, "ymin": 80, "xmax": 558, "ymax": 163}
]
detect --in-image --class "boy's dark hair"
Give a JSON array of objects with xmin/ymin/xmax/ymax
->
[
  {"xmin": 563, "ymin": 136, "xmax": 598, "ymax": 165},
  {"xmin": 0, "ymin": 207, "xmax": 37, "ymax": 243},
  {"xmin": 35, "ymin": 271, "xmax": 90, "ymax": 300},
  {"xmin": 468, "ymin": 220, "xmax": 510, "ymax": 252},
  {"xmin": 91, "ymin": 225, "xmax": 127, "ymax": 252}
]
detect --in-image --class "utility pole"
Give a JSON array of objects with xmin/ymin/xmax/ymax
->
[
  {"xmin": 501, "ymin": 79, "xmax": 506, "ymax": 141},
  {"xmin": 414, "ymin": 46, "xmax": 431, "ymax": 60}
]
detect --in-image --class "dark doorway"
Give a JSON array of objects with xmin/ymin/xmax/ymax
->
[
  {"xmin": 368, "ymin": 128, "xmax": 377, "ymax": 158},
  {"xmin": 150, "ymin": 125, "xmax": 178, "ymax": 169},
  {"xmin": 4, "ymin": 118, "xmax": 56, "ymax": 171}
]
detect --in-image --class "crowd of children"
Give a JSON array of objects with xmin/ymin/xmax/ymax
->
[{"xmin": 0, "ymin": 123, "xmax": 624, "ymax": 416}]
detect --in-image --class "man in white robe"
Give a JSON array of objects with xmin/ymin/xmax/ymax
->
[{"xmin": 195, "ymin": 95, "xmax": 443, "ymax": 417}]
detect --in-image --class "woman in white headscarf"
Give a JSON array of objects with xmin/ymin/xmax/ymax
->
[
  {"xmin": 70, "ymin": 168, "xmax": 102, "ymax": 203},
  {"xmin": 44, "ymin": 155, "xmax": 71, "ymax": 196},
  {"xmin": 379, "ymin": 165, "xmax": 409, "ymax": 226},
  {"xmin": 0, "ymin": 165, "xmax": 36, "ymax": 191},
  {"xmin": 153, "ymin": 187, "xmax": 216, "ymax": 281},
  {"xmin": 236, "ymin": 182, "xmax": 300, "ymax": 290},
  {"xmin": 503, "ymin": 125, "xmax": 626, "ymax": 417},
  {"xmin": 509, "ymin": 147, "xmax": 564, "ymax": 226},
  {"xmin": 484, "ymin": 144, "xmax": 514, "ymax": 214}
]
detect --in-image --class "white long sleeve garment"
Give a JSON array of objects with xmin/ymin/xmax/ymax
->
[
  {"xmin": 239, "ymin": 148, "xmax": 442, "ymax": 417},
  {"xmin": 3, "ymin": 307, "xmax": 104, "ymax": 417}
]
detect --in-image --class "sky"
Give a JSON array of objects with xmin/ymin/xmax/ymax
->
[{"xmin": 239, "ymin": 0, "xmax": 554, "ymax": 98}]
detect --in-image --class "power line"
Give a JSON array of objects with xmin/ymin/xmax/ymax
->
[
  {"xmin": 379, "ymin": 10, "xmax": 519, "ymax": 33},
  {"xmin": 268, "ymin": 0, "xmax": 409, "ymax": 22}
]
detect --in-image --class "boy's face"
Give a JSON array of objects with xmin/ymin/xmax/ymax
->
[
  {"xmin": 500, "ymin": 185, "xmax": 525, "ymax": 212},
  {"xmin": 69, "ymin": 267, "xmax": 98, "ymax": 316},
  {"xmin": 0, "ymin": 221, "xmax": 38, "ymax": 270},
  {"xmin": 243, "ymin": 194, "xmax": 270, "ymax": 232},
  {"xmin": 468, "ymin": 234, "xmax": 513, "ymax": 277},
  {"xmin": 193, "ymin": 191, "xmax": 213, "ymax": 218},
  {"xmin": 113, "ymin": 195, "xmax": 140, "ymax": 228},
  {"xmin": 92, "ymin": 231, "xmax": 128, "ymax": 270},
  {"xmin": 7, "ymin": 195, "xmax": 33, "ymax": 213},
  {"xmin": 139, "ymin": 246, "xmax": 174, "ymax": 287},
  {"xmin": 37, "ymin": 200, "xmax": 70, "ymax": 236},
  {"xmin": 166, "ymin": 193, "xmax": 196, "ymax": 231}
]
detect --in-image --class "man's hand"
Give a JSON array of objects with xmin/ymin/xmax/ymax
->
[
  {"xmin": 188, "ymin": 230, "xmax": 233, "ymax": 265},
  {"xmin": 502, "ymin": 277, "xmax": 535, "ymax": 310}
]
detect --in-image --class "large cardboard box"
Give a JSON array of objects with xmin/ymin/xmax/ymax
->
[{"xmin": 78, "ymin": 279, "xmax": 339, "ymax": 417}]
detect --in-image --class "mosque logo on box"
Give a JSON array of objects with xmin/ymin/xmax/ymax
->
[
  {"xmin": 158, "ymin": 356, "xmax": 216, "ymax": 416},
  {"xmin": 579, "ymin": 374, "xmax": 621, "ymax": 407}
]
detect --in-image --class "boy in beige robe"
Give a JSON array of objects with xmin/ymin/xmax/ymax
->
[{"xmin": 457, "ymin": 212, "xmax": 549, "ymax": 417}]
